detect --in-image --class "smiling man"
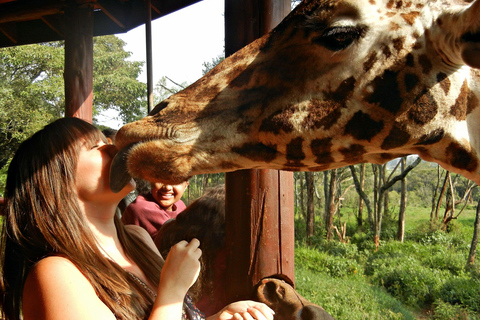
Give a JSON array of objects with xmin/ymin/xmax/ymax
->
[{"xmin": 121, "ymin": 181, "xmax": 189, "ymax": 239}]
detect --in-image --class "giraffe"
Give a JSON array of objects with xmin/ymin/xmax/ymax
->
[{"xmin": 111, "ymin": 0, "xmax": 480, "ymax": 191}]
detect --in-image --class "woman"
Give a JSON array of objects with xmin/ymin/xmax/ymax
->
[{"xmin": 0, "ymin": 117, "xmax": 274, "ymax": 320}]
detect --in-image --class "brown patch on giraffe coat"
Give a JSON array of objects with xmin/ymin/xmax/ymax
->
[
  {"xmin": 364, "ymin": 52, "xmax": 378, "ymax": 72},
  {"xmin": 449, "ymin": 81, "xmax": 470, "ymax": 120},
  {"xmin": 446, "ymin": 142, "xmax": 478, "ymax": 172},
  {"xmin": 408, "ymin": 90, "xmax": 438, "ymax": 125},
  {"xmin": 303, "ymin": 77, "xmax": 356, "ymax": 130},
  {"xmin": 389, "ymin": 22, "xmax": 401, "ymax": 31},
  {"xmin": 466, "ymin": 88, "xmax": 480, "ymax": 115},
  {"xmin": 303, "ymin": 101, "xmax": 343, "ymax": 131},
  {"xmin": 311, "ymin": 138, "xmax": 334, "ymax": 165},
  {"xmin": 406, "ymin": 53, "xmax": 415, "ymax": 67},
  {"xmin": 415, "ymin": 128, "xmax": 445, "ymax": 145},
  {"xmin": 401, "ymin": 11, "xmax": 420, "ymax": 25},
  {"xmin": 232, "ymin": 143, "xmax": 278, "ymax": 162},
  {"xmin": 381, "ymin": 126, "xmax": 411, "ymax": 150},
  {"xmin": 393, "ymin": 37, "xmax": 405, "ymax": 52},
  {"xmin": 404, "ymin": 73, "xmax": 419, "ymax": 92},
  {"xmin": 419, "ymin": 54, "xmax": 433, "ymax": 74},
  {"xmin": 382, "ymin": 45, "xmax": 392, "ymax": 59},
  {"xmin": 365, "ymin": 70, "xmax": 403, "ymax": 113},
  {"xmin": 259, "ymin": 105, "xmax": 296, "ymax": 134},
  {"xmin": 286, "ymin": 137, "xmax": 306, "ymax": 165},
  {"xmin": 345, "ymin": 111, "xmax": 384, "ymax": 141},
  {"xmin": 437, "ymin": 73, "xmax": 450, "ymax": 95},
  {"xmin": 340, "ymin": 144, "xmax": 366, "ymax": 162}
]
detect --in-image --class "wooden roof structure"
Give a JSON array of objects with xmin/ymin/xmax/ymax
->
[
  {"xmin": 0, "ymin": 0, "xmax": 201, "ymax": 48},
  {"xmin": 0, "ymin": 0, "xmax": 295, "ymax": 303}
]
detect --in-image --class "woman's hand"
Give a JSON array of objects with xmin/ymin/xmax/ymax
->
[
  {"xmin": 151, "ymin": 239, "xmax": 202, "ymax": 319},
  {"xmin": 158, "ymin": 238, "xmax": 202, "ymax": 298},
  {"xmin": 209, "ymin": 301, "xmax": 275, "ymax": 320}
]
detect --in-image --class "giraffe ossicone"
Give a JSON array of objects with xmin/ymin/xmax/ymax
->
[{"xmin": 111, "ymin": 0, "xmax": 480, "ymax": 191}]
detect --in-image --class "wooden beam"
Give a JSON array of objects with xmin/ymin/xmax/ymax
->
[
  {"xmin": 0, "ymin": 2, "xmax": 64, "ymax": 24},
  {"xmin": 64, "ymin": 2, "xmax": 93, "ymax": 122},
  {"xmin": 224, "ymin": 0, "xmax": 293, "ymax": 304},
  {"xmin": 95, "ymin": 3, "xmax": 126, "ymax": 29},
  {"xmin": 0, "ymin": 23, "xmax": 17, "ymax": 44}
]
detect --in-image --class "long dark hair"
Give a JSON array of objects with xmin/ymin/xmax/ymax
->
[
  {"xmin": 0, "ymin": 117, "xmax": 163, "ymax": 320},
  {"xmin": 155, "ymin": 184, "xmax": 226, "ymax": 302}
]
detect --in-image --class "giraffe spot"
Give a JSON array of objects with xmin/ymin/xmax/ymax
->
[
  {"xmin": 345, "ymin": 111, "xmax": 384, "ymax": 141},
  {"xmin": 401, "ymin": 11, "xmax": 420, "ymax": 25},
  {"xmin": 232, "ymin": 143, "xmax": 278, "ymax": 163},
  {"xmin": 259, "ymin": 105, "xmax": 296, "ymax": 134},
  {"xmin": 303, "ymin": 100, "xmax": 343, "ymax": 131},
  {"xmin": 364, "ymin": 52, "xmax": 378, "ymax": 71},
  {"xmin": 382, "ymin": 45, "xmax": 392, "ymax": 59},
  {"xmin": 230, "ymin": 67, "xmax": 255, "ymax": 88},
  {"xmin": 408, "ymin": 90, "xmax": 438, "ymax": 125},
  {"xmin": 390, "ymin": 22, "xmax": 401, "ymax": 31},
  {"xmin": 340, "ymin": 144, "xmax": 366, "ymax": 163},
  {"xmin": 412, "ymin": 41, "xmax": 423, "ymax": 50},
  {"xmin": 286, "ymin": 137, "xmax": 306, "ymax": 164},
  {"xmin": 311, "ymin": 138, "xmax": 334, "ymax": 164},
  {"xmin": 467, "ymin": 87, "xmax": 480, "ymax": 115},
  {"xmin": 450, "ymin": 81, "xmax": 470, "ymax": 121},
  {"xmin": 446, "ymin": 142, "xmax": 478, "ymax": 172},
  {"xmin": 404, "ymin": 73, "xmax": 419, "ymax": 92},
  {"xmin": 419, "ymin": 54, "xmax": 433, "ymax": 74},
  {"xmin": 326, "ymin": 77, "xmax": 356, "ymax": 101},
  {"xmin": 437, "ymin": 72, "xmax": 450, "ymax": 95},
  {"xmin": 415, "ymin": 128, "xmax": 445, "ymax": 145},
  {"xmin": 365, "ymin": 69, "xmax": 403, "ymax": 113},
  {"xmin": 393, "ymin": 37, "xmax": 405, "ymax": 52},
  {"xmin": 406, "ymin": 53, "xmax": 415, "ymax": 67},
  {"xmin": 381, "ymin": 126, "xmax": 411, "ymax": 150},
  {"xmin": 218, "ymin": 161, "xmax": 241, "ymax": 170}
]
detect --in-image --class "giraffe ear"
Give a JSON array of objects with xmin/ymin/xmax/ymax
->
[{"xmin": 460, "ymin": 0, "xmax": 480, "ymax": 69}]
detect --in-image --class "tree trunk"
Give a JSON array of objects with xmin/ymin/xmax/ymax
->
[
  {"xmin": 300, "ymin": 173, "xmax": 305, "ymax": 219},
  {"xmin": 306, "ymin": 172, "xmax": 315, "ymax": 237},
  {"xmin": 430, "ymin": 165, "xmax": 441, "ymax": 221},
  {"xmin": 325, "ymin": 169, "xmax": 337, "ymax": 241},
  {"xmin": 349, "ymin": 165, "xmax": 373, "ymax": 229},
  {"xmin": 434, "ymin": 171, "xmax": 449, "ymax": 223},
  {"xmin": 397, "ymin": 157, "xmax": 407, "ymax": 242},
  {"xmin": 467, "ymin": 200, "xmax": 480, "ymax": 266},
  {"xmin": 357, "ymin": 164, "xmax": 365, "ymax": 227}
]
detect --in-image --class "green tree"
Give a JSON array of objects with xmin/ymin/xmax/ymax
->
[
  {"xmin": 93, "ymin": 35, "xmax": 147, "ymax": 123},
  {"xmin": 0, "ymin": 36, "xmax": 147, "ymax": 192}
]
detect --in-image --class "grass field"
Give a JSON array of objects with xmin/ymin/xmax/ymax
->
[{"xmin": 293, "ymin": 205, "xmax": 480, "ymax": 320}]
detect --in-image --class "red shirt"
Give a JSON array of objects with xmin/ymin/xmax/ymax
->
[{"xmin": 121, "ymin": 193, "xmax": 186, "ymax": 239}]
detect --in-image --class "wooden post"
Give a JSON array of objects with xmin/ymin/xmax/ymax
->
[
  {"xmin": 64, "ymin": 1, "xmax": 93, "ymax": 122},
  {"xmin": 224, "ymin": 0, "xmax": 293, "ymax": 303},
  {"xmin": 146, "ymin": 0, "xmax": 154, "ymax": 113}
]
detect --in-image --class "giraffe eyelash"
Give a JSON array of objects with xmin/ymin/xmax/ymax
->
[{"xmin": 312, "ymin": 25, "xmax": 368, "ymax": 51}]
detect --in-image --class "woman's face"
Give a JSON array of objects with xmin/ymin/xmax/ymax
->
[{"xmin": 76, "ymin": 140, "xmax": 134, "ymax": 203}]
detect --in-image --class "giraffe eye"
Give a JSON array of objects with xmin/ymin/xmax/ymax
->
[{"xmin": 313, "ymin": 26, "xmax": 366, "ymax": 51}]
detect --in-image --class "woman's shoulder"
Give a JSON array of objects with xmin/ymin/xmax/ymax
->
[{"xmin": 23, "ymin": 256, "xmax": 115, "ymax": 320}]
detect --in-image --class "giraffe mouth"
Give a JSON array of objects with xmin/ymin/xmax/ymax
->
[{"xmin": 110, "ymin": 143, "xmax": 137, "ymax": 193}]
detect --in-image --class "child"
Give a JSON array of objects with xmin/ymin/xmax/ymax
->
[{"xmin": 122, "ymin": 181, "xmax": 189, "ymax": 239}]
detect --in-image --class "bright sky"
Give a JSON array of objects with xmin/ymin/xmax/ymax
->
[
  {"xmin": 119, "ymin": 0, "xmax": 224, "ymax": 86},
  {"xmin": 98, "ymin": 0, "xmax": 224, "ymax": 128}
]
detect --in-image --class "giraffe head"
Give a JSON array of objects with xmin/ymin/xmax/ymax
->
[{"xmin": 112, "ymin": 0, "xmax": 480, "ymax": 190}]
